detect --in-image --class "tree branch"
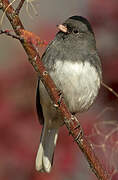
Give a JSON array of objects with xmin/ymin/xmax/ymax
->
[{"xmin": 0, "ymin": 0, "xmax": 109, "ymax": 179}]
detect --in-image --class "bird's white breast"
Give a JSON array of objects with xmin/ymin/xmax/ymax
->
[{"xmin": 50, "ymin": 60, "xmax": 100, "ymax": 113}]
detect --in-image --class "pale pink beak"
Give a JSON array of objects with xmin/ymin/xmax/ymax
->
[{"xmin": 57, "ymin": 24, "xmax": 68, "ymax": 33}]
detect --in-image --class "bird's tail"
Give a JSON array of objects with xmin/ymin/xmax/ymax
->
[{"xmin": 35, "ymin": 125, "xmax": 59, "ymax": 173}]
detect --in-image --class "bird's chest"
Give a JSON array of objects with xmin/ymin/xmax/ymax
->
[{"xmin": 50, "ymin": 60, "xmax": 100, "ymax": 113}]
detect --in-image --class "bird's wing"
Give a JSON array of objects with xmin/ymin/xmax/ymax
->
[
  {"xmin": 36, "ymin": 40, "xmax": 59, "ymax": 125},
  {"xmin": 36, "ymin": 79, "xmax": 44, "ymax": 125}
]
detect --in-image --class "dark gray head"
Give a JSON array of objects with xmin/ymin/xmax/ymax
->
[
  {"xmin": 57, "ymin": 16, "xmax": 94, "ymax": 38},
  {"xmin": 56, "ymin": 15, "xmax": 96, "ymax": 51}
]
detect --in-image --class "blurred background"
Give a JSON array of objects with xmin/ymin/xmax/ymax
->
[{"xmin": 0, "ymin": 0, "xmax": 118, "ymax": 179}]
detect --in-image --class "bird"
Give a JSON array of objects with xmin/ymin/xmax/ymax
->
[{"xmin": 35, "ymin": 15, "xmax": 102, "ymax": 173}]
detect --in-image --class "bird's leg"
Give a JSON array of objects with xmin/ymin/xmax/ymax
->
[
  {"xmin": 65, "ymin": 115, "xmax": 83, "ymax": 141},
  {"xmin": 53, "ymin": 90, "xmax": 63, "ymax": 108},
  {"xmin": 57, "ymin": 90, "xmax": 63, "ymax": 106}
]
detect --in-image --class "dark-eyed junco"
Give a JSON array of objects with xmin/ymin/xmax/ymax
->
[{"xmin": 35, "ymin": 16, "xmax": 102, "ymax": 173}]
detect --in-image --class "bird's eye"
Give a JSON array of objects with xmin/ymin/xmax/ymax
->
[{"xmin": 73, "ymin": 30, "xmax": 79, "ymax": 34}]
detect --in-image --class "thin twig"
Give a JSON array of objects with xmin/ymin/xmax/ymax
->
[
  {"xmin": 101, "ymin": 81, "xmax": 118, "ymax": 98},
  {"xmin": 0, "ymin": 0, "xmax": 109, "ymax": 179},
  {"xmin": 0, "ymin": 2, "xmax": 3, "ymax": 8},
  {"xmin": 15, "ymin": 0, "xmax": 25, "ymax": 15},
  {"xmin": 0, "ymin": 29, "xmax": 24, "ymax": 41}
]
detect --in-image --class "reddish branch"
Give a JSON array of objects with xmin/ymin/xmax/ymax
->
[{"xmin": 0, "ymin": 0, "xmax": 109, "ymax": 179}]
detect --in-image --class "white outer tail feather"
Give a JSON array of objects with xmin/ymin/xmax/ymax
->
[{"xmin": 36, "ymin": 125, "xmax": 58, "ymax": 173}]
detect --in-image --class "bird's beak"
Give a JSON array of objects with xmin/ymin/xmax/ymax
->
[{"xmin": 57, "ymin": 24, "xmax": 68, "ymax": 33}]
